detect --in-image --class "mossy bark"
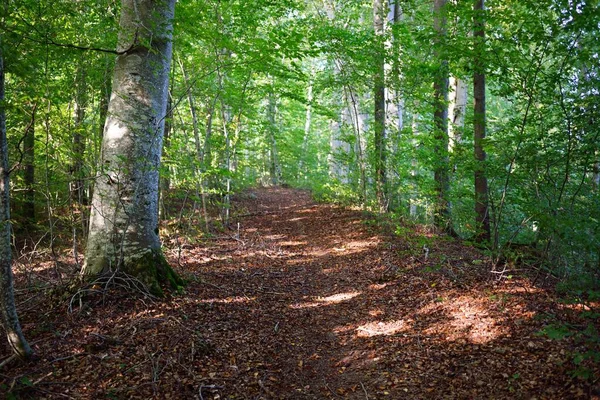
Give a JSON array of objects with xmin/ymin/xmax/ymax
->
[{"xmin": 123, "ymin": 250, "xmax": 184, "ymax": 296}]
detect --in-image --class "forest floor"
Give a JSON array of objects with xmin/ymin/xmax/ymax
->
[{"xmin": 1, "ymin": 187, "xmax": 599, "ymax": 399}]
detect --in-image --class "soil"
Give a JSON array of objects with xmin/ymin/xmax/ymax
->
[{"xmin": 1, "ymin": 187, "xmax": 598, "ymax": 399}]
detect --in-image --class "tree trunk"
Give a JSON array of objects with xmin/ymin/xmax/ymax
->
[
  {"xmin": 23, "ymin": 103, "xmax": 35, "ymax": 223},
  {"xmin": 448, "ymin": 76, "xmax": 467, "ymax": 149},
  {"xmin": 298, "ymin": 78, "xmax": 313, "ymax": 179},
  {"xmin": 159, "ymin": 89, "xmax": 172, "ymax": 221},
  {"xmin": 0, "ymin": 39, "xmax": 33, "ymax": 359},
  {"xmin": 82, "ymin": 0, "xmax": 182, "ymax": 295},
  {"xmin": 432, "ymin": 0, "xmax": 452, "ymax": 232},
  {"xmin": 373, "ymin": 0, "xmax": 387, "ymax": 212},
  {"xmin": 346, "ymin": 87, "xmax": 368, "ymax": 204},
  {"xmin": 72, "ymin": 55, "xmax": 88, "ymax": 207},
  {"xmin": 267, "ymin": 82, "xmax": 280, "ymax": 185},
  {"xmin": 473, "ymin": 0, "xmax": 490, "ymax": 241}
]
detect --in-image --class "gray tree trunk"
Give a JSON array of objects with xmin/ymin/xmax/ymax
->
[
  {"xmin": 373, "ymin": 0, "xmax": 387, "ymax": 212},
  {"xmin": 267, "ymin": 82, "xmax": 280, "ymax": 185},
  {"xmin": 298, "ymin": 78, "xmax": 313, "ymax": 179},
  {"xmin": 473, "ymin": 0, "xmax": 490, "ymax": 241},
  {"xmin": 23, "ymin": 103, "xmax": 35, "ymax": 223},
  {"xmin": 72, "ymin": 55, "xmax": 88, "ymax": 207},
  {"xmin": 0, "ymin": 39, "xmax": 33, "ymax": 359},
  {"xmin": 448, "ymin": 76, "xmax": 467, "ymax": 148},
  {"xmin": 82, "ymin": 0, "xmax": 182, "ymax": 294},
  {"xmin": 432, "ymin": 0, "xmax": 452, "ymax": 233}
]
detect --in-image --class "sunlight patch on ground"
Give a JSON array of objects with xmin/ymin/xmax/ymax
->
[
  {"xmin": 306, "ymin": 245, "xmax": 371, "ymax": 258},
  {"xmin": 420, "ymin": 296, "xmax": 505, "ymax": 344},
  {"xmin": 368, "ymin": 283, "xmax": 391, "ymax": 290},
  {"xmin": 356, "ymin": 319, "xmax": 409, "ymax": 337},
  {"xmin": 198, "ymin": 296, "xmax": 256, "ymax": 304},
  {"xmin": 279, "ymin": 241, "xmax": 307, "ymax": 246},
  {"xmin": 296, "ymin": 208, "xmax": 319, "ymax": 214},
  {"xmin": 289, "ymin": 291, "xmax": 361, "ymax": 309},
  {"xmin": 287, "ymin": 217, "xmax": 308, "ymax": 222},
  {"xmin": 264, "ymin": 234, "xmax": 286, "ymax": 240}
]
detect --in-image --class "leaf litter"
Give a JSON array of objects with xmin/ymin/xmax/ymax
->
[{"xmin": 1, "ymin": 187, "xmax": 598, "ymax": 399}]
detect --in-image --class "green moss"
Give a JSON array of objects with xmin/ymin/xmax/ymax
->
[{"xmin": 123, "ymin": 249, "xmax": 185, "ymax": 297}]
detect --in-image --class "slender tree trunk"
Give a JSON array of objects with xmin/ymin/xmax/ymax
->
[
  {"xmin": 345, "ymin": 87, "xmax": 368, "ymax": 204},
  {"xmin": 83, "ymin": 0, "xmax": 182, "ymax": 294},
  {"xmin": 23, "ymin": 103, "xmax": 35, "ymax": 223},
  {"xmin": 0, "ymin": 39, "xmax": 33, "ymax": 359},
  {"xmin": 473, "ymin": 0, "xmax": 490, "ymax": 241},
  {"xmin": 593, "ymin": 157, "xmax": 599, "ymax": 191},
  {"xmin": 159, "ymin": 89, "xmax": 172, "ymax": 221},
  {"xmin": 448, "ymin": 76, "xmax": 467, "ymax": 149},
  {"xmin": 432, "ymin": 0, "xmax": 452, "ymax": 232},
  {"xmin": 373, "ymin": 0, "xmax": 387, "ymax": 212},
  {"xmin": 72, "ymin": 55, "xmax": 87, "ymax": 206},
  {"xmin": 267, "ymin": 82, "xmax": 280, "ymax": 185},
  {"xmin": 221, "ymin": 104, "xmax": 232, "ymax": 225},
  {"xmin": 298, "ymin": 79, "xmax": 313, "ymax": 179},
  {"xmin": 410, "ymin": 111, "xmax": 419, "ymax": 218}
]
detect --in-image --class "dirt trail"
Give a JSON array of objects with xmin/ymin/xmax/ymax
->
[{"xmin": 2, "ymin": 187, "xmax": 595, "ymax": 399}]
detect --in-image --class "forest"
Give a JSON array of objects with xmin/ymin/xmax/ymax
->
[{"xmin": 0, "ymin": 0, "xmax": 599, "ymax": 398}]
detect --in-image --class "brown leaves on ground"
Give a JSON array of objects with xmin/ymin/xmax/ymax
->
[{"xmin": 1, "ymin": 187, "xmax": 599, "ymax": 399}]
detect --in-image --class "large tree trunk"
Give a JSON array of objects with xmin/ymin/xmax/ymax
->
[
  {"xmin": 0, "ymin": 39, "xmax": 33, "ymax": 359},
  {"xmin": 82, "ymin": 0, "xmax": 182, "ymax": 295},
  {"xmin": 432, "ymin": 0, "xmax": 452, "ymax": 232},
  {"xmin": 473, "ymin": 0, "xmax": 490, "ymax": 241},
  {"xmin": 373, "ymin": 0, "xmax": 387, "ymax": 212}
]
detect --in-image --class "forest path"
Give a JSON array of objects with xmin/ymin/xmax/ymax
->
[
  {"xmin": 3, "ymin": 187, "xmax": 592, "ymax": 399},
  {"xmin": 176, "ymin": 187, "xmax": 582, "ymax": 399}
]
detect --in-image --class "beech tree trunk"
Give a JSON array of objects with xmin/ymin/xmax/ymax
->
[
  {"xmin": 432, "ymin": 0, "xmax": 452, "ymax": 232},
  {"xmin": 23, "ymin": 103, "xmax": 35, "ymax": 223},
  {"xmin": 72, "ymin": 55, "xmax": 88, "ymax": 207},
  {"xmin": 82, "ymin": 0, "xmax": 182, "ymax": 294},
  {"xmin": 0, "ymin": 40, "xmax": 33, "ymax": 359},
  {"xmin": 473, "ymin": 0, "xmax": 490, "ymax": 241},
  {"xmin": 449, "ymin": 76, "xmax": 467, "ymax": 148},
  {"xmin": 267, "ymin": 83, "xmax": 280, "ymax": 185},
  {"xmin": 373, "ymin": 0, "xmax": 387, "ymax": 212}
]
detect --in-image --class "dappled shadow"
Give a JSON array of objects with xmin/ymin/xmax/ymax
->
[{"xmin": 2, "ymin": 187, "xmax": 595, "ymax": 399}]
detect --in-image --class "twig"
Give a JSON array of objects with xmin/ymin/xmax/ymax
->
[
  {"xmin": 360, "ymin": 382, "xmax": 369, "ymax": 400},
  {"xmin": 50, "ymin": 353, "xmax": 88, "ymax": 363},
  {"xmin": 0, "ymin": 354, "xmax": 18, "ymax": 370},
  {"xmin": 200, "ymin": 281, "xmax": 227, "ymax": 291}
]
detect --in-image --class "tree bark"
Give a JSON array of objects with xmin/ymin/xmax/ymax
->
[
  {"xmin": 0, "ymin": 38, "xmax": 33, "ymax": 359},
  {"xmin": 373, "ymin": 0, "xmax": 387, "ymax": 212},
  {"xmin": 298, "ymin": 78, "xmax": 313, "ymax": 179},
  {"xmin": 432, "ymin": 0, "xmax": 452, "ymax": 232},
  {"xmin": 267, "ymin": 81, "xmax": 280, "ymax": 185},
  {"xmin": 23, "ymin": 103, "xmax": 35, "ymax": 223},
  {"xmin": 473, "ymin": 0, "xmax": 490, "ymax": 241},
  {"xmin": 72, "ymin": 55, "xmax": 88, "ymax": 207},
  {"xmin": 448, "ymin": 76, "xmax": 467, "ymax": 149},
  {"xmin": 82, "ymin": 0, "xmax": 182, "ymax": 294}
]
